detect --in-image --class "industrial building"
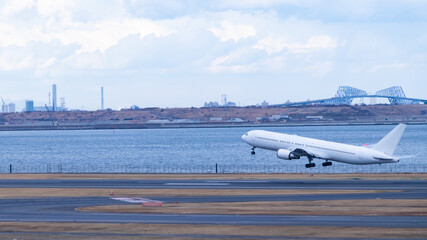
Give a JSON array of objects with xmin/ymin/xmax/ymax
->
[
  {"xmin": 25, "ymin": 100, "xmax": 34, "ymax": 112},
  {"xmin": 1, "ymin": 103, "xmax": 15, "ymax": 113},
  {"xmin": 19, "ymin": 84, "xmax": 68, "ymax": 112},
  {"xmin": 1, "ymin": 97, "xmax": 16, "ymax": 113}
]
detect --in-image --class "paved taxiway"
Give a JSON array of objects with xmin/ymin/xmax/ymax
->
[
  {"xmin": 1, "ymin": 179, "xmax": 426, "ymax": 190},
  {"xmin": 0, "ymin": 179, "xmax": 426, "ymax": 228}
]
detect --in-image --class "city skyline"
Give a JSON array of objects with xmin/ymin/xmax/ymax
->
[
  {"xmin": 3, "ymin": 84, "xmax": 425, "ymax": 112},
  {"xmin": 1, "ymin": 0, "xmax": 426, "ymax": 110}
]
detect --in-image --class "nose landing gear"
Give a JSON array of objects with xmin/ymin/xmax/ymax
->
[{"xmin": 251, "ymin": 147, "xmax": 256, "ymax": 155}]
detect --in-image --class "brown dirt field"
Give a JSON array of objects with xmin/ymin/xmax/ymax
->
[
  {"xmin": 2, "ymin": 104, "xmax": 427, "ymax": 123},
  {"xmin": 1, "ymin": 173, "xmax": 426, "ymax": 180},
  {"xmin": 78, "ymin": 199, "xmax": 427, "ymax": 216},
  {"xmin": 1, "ymin": 222, "xmax": 426, "ymax": 239},
  {"xmin": 0, "ymin": 188, "xmax": 393, "ymax": 198}
]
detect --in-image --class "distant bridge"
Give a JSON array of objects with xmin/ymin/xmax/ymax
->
[{"xmin": 274, "ymin": 86, "xmax": 427, "ymax": 106}]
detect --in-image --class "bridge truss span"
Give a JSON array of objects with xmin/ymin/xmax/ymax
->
[{"xmin": 275, "ymin": 86, "xmax": 427, "ymax": 106}]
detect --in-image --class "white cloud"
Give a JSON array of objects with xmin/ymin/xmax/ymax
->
[
  {"xmin": 209, "ymin": 63, "xmax": 258, "ymax": 73},
  {"xmin": 306, "ymin": 61, "xmax": 334, "ymax": 77},
  {"xmin": 35, "ymin": 0, "xmax": 73, "ymax": 17},
  {"xmin": 52, "ymin": 19, "xmax": 176, "ymax": 53},
  {"xmin": 370, "ymin": 63, "xmax": 407, "ymax": 72},
  {"xmin": 211, "ymin": 0, "xmax": 305, "ymax": 10},
  {"xmin": 0, "ymin": 54, "xmax": 33, "ymax": 71},
  {"xmin": 209, "ymin": 20, "xmax": 256, "ymax": 42},
  {"xmin": 212, "ymin": 47, "xmax": 263, "ymax": 65},
  {"xmin": 1, "ymin": 0, "xmax": 34, "ymax": 16},
  {"xmin": 0, "ymin": 1, "xmax": 425, "ymax": 109},
  {"xmin": 40, "ymin": 57, "xmax": 57, "ymax": 68},
  {"xmin": 254, "ymin": 34, "xmax": 337, "ymax": 54},
  {"xmin": 0, "ymin": 1, "xmax": 176, "ymax": 54}
]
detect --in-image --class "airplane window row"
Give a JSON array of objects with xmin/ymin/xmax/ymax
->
[
  {"xmin": 306, "ymin": 144, "xmax": 355, "ymax": 155},
  {"xmin": 256, "ymin": 137, "xmax": 278, "ymax": 142}
]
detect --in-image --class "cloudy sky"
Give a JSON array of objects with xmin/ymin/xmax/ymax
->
[{"xmin": 0, "ymin": 0, "xmax": 426, "ymax": 110}]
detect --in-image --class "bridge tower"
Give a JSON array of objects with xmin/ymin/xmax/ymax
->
[
  {"xmin": 323, "ymin": 86, "xmax": 368, "ymax": 105},
  {"xmin": 375, "ymin": 86, "xmax": 415, "ymax": 104}
]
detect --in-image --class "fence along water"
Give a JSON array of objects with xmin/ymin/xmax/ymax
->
[{"xmin": 2, "ymin": 163, "xmax": 426, "ymax": 174}]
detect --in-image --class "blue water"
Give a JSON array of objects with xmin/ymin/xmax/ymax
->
[{"xmin": 0, "ymin": 124, "xmax": 426, "ymax": 173}]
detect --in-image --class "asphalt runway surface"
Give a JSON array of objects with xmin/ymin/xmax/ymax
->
[
  {"xmin": 0, "ymin": 179, "xmax": 426, "ymax": 228},
  {"xmin": 0, "ymin": 178, "xmax": 426, "ymax": 190}
]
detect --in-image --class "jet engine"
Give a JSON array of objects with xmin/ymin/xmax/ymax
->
[{"xmin": 277, "ymin": 149, "xmax": 300, "ymax": 160}]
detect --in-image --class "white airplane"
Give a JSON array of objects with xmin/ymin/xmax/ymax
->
[{"xmin": 241, "ymin": 124, "xmax": 406, "ymax": 168}]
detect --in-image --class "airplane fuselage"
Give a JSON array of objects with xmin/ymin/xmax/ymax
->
[{"xmin": 242, "ymin": 130, "xmax": 399, "ymax": 165}]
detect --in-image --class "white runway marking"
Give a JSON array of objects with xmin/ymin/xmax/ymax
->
[
  {"xmin": 205, "ymin": 180, "xmax": 268, "ymax": 183},
  {"xmin": 112, "ymin": 197, "xmax": 162, "ymax": 203},
  {"xmin": 164, "ymin": 183, "xmax": 230, "ymax": 186}
]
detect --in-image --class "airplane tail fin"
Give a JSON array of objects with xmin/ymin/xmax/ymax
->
[{"xmin": 372, "ymin": 124, "xmax": 406, "ymax": 156}]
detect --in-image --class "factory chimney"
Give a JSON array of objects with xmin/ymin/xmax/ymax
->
[
  {"xmin": 101, "ymin": 87, "xmax": 104, "ymax": 110},
  {"xmin": 52, "ymin": 84, "xmax": 57, "ymax": 112}
]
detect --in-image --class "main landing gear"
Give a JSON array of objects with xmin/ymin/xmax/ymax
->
[
  {"xmin": 305, "ymin": 156, "xmax": 315, "ymax": 168},
  {"xmin": 305, "ymin": 163, "xmax": 315, "ymax": 168},
  {"xmin": 322, "ymin": 161, "xmax": 332, "ymax": 167},
  {"xmin": 251, "ymin": 147, "xmax": 256, "ymax": 155}
]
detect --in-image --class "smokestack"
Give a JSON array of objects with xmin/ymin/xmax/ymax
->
[
  {"xmin": 101, "ymin": 86, "xmax": 104, "ymax": 110},
  {"xmin": 52, "ymin": 84, "xmax": 57, "ymax": 112}
]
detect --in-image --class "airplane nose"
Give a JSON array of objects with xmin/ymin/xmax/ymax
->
[{"xmin": 241, "ymin": 132, "xmax": 249, "ymax": 142}]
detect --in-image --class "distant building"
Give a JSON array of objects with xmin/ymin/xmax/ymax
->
[
  {"xmin": 204, "ymin": 101, "xmax": 220, "ymax": 108},
  {"xmin": 225, "ymin": 101, "xmax": 236, "ymax": 107},
  {"xmin": 8, "ymin": 103, "xmax": 15, "ymax": 113},
  {"xmin": 172, "ymin": 119, "xmax": 200, "ymax": 123},
  {"xmin": 261, "ymin": 100, "xmax": 269, "ymax": 107},
  {"xmin": 205, "ymin": 95, "xmax": 237, "ymax": 107},
  {"xmin": 25, "ymin": 100, "xmax": 34, "ymax": 112},
  {"xmin": 33, "ymin": 106, "xmax": 49, "ymax": 112},
  {"xmin": 1, "ymin": 101, "xmax": 15, "ymax": 113},
  {"xmin": 306, "ymin": 116, "xmax": 323, "ymax": 120},
  {"xmin": 270, "ymin": 114, "xmax": 289, "ymax": 121},
  {"xmin": 209, "ymin": 117, "xmax": 223, "ymax": 122},
  {"xmin": 146, "ymin": 119, "xmax": 170, "ymax": 124},
  {"xmin": 227, "ymin": 118, "xmax": 244, "ymax": 123},
  {"xmin": 33, "ymin": 106, "xmax": 68, "ymax": 112}
]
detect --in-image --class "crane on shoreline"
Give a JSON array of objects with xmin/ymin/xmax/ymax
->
[{"xmin": 45, "ymin": 104, "xmax": 58, "ymax": 127}]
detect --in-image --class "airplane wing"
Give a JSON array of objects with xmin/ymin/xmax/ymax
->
[{"xmin": 291, "ymin": 148, "xmax": 330, "ymax": 160}]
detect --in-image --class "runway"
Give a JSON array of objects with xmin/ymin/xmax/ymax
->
[
  {"xmin": 1, "ymin": 179, "xmax": 426, "ymax": 190},
  {"xmin": 0, "ymin": 179, "xmax": 426, "ymax": 228}
]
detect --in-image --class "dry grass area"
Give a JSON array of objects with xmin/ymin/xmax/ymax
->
[
  {"xmin": 0, "ymin": 188, "xmax": 393, "ymax": 198},
  {"xmin": 1, "ymin": 173, "xmax": 426, "ymax": 180},
  {"xmin": 1, "ymin": 222, "xmax": 426, "ymax": 239},
  {"xmin": 79, "ymin": 199, "xmax": 427, "ymax": 216},
  {"xmin": 3, "ymin": 104, "xmax": 427, "ymax": 123}
]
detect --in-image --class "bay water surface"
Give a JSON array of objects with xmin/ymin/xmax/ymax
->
[{"xmin": 0, "ymin": 124, "xmax": 426, "ymax": 173}]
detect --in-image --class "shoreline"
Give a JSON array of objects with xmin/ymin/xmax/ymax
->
[{"xmin": 1, "ymin": 120, "xmax": 426, "ymax": 131}]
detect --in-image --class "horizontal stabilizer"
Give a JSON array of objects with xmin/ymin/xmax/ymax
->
[
  {"xmin": 373, "ymin": 157, "xmax": 395, "ymax": 161},
  {"xmin": 372, "ymin": 124, "xmax": 406, "ymax": 156}
]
